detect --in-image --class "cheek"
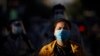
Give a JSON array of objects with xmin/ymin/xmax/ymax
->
[
  {"xmin": 53, "ymin": 26, "xmax": 56, "ymax": 34},
  {"xmin": 53, "ymin": 27, "xmax": 58, "ymax": 35}
]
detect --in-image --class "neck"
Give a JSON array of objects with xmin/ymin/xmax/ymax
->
[
  {"xmin": 56, "ymin": 40, "xmax": 64, "ymax": 47},
  {"xmin": 56, "ymin": 40, "xmax": 70, "ymax": 47}
]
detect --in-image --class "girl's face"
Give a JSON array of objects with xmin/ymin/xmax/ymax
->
[
  {"xmin": 54, "ymin": 21, "xmax": 71, "ymax": 44},
  {"xmin": 54, "ymin": 22, "xmax": 70, "ymax": 32}
]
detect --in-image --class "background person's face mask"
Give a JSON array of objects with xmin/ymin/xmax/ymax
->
[
  {"xmin": 54, "ymin": 10, "xmax": 65, "ymax": 19},
  {"xmin": 14, "ymin": 26, "xmax": 22, "ymax": 34},
  {"xmin": 12, "ymin": 23, "xmax": 23, "ymax": 34},
  {"xmin": 54, "ymin": 14, "xmax": 64, "ymax": 19},
  {"xmin": 54, "ymin": 29, "xmax": 71, "ymax": 42}
]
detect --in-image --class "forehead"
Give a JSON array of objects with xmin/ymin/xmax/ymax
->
[
  {"xmin": 55, "ymin": 21, "xmax": 70, "ymax": 28},
  {"xmin": 55, "ymin": 22, "xmax": 65, "ymax": 27}
]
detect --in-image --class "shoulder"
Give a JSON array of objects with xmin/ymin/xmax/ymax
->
[
  {"xmin": 70, "ymin": 41, "xmax": 81, "ymax": 52},
  {"xmin": 40, "ymin": 40, "xmax": 56, "ymax": 51},
  {"xmin": 39, "ymin": 40, "xmax": 56, "ymax": 56},
  {"xmin": 70, "ymin": 41, "xmax": 84, "ymax": 56}
]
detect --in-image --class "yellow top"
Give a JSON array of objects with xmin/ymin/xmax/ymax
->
[{"xmin": 39, "ymin": 40, "xmax": 84, "ymax": 56}]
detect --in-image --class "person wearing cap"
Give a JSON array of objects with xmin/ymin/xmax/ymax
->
[{"xmin": 2, "ymin": 20, "xmax": 34, "ymax": 56}]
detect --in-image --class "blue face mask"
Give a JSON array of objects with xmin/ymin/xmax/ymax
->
[
  {"xmin": 54, "ymin": 14, "xmax": 64, "ymax": 19},
  {"xmin": 15, "ymin": 27, "xmax": 22, "ymax": 33},
  {"xmin": 54, "ymin": 29, "xmax": 71, "ymax": 42},
  {"xmin": 13, "ymin": 26, "xmax": 22, "ymax": 34}
]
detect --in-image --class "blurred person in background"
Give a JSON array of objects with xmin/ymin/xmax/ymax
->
[
  {"xmin": 1, "ymin": 19, "xmax": 35, "ymax": 56},
  {"xmin": 1, "ymin": 0, "xmax": 35, "ymax": 55},
  {"xmin": 52, "ymin": 4, "xmax": 69, "ymax": 20},
  {"xmin": 39, "ymin": 19, "xmax": 84, "ymax": 56}
]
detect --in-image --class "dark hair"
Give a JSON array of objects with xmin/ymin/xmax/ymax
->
[
  {"xmin": 52, "ymin": 4, "xmax": 65, "ymax": 13},
  {"xmin": 51, "ymin": 19, "xmax": 71, "ymax": 33}
]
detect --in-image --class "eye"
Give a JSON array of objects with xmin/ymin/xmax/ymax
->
[{"xmin": 57, "ymin": 27, "xmax": 62, "ymax": 30}]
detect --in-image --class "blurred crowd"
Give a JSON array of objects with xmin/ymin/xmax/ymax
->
[{"xmin": 0, "ymin": 0, "xmax": 100, "ymax": 56}]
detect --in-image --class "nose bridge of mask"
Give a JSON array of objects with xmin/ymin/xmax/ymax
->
[
  {"xmin": 55, "ymin": 29, "xmax": 62, "ymax": 35},
  {"xmin": 54, "ymin": 29, "xmax": 66, "ymax": 35},
  {"xmin": 54, "ymin": 29, "xmax": 67, "ymax": 39}
]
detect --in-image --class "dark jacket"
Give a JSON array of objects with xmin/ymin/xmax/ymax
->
[{"xmin": 3, "ymin": 34, "xmax": 30, "ymax": 56}]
